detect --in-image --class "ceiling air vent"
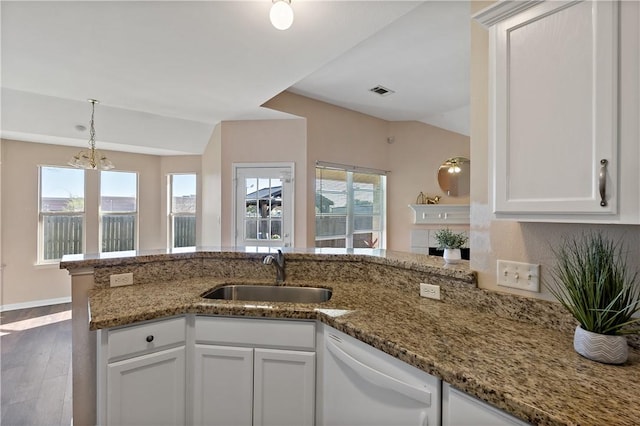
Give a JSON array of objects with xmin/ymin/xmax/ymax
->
[{"xmin": 369, "ymin": 85, "xmax": 395, "ymax": 96}]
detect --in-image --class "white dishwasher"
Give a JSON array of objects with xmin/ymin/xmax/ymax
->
[{"xmin": 322, "ymin": 326, "xmax": 440, "ymax": 426}]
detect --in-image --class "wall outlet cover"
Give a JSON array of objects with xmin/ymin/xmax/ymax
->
[
  {"xmin": 420, "ymin": 283, "xmax": 441, "ymax": 300},
  {"xmin": 110, "ymin": 272, "xmax": 134, "ymax": 287}
]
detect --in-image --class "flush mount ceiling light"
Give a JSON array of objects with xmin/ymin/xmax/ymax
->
[
  {"xmin": 68, "ymin": 99, "xmax": 115, "ymax": 170},
  {"xmin": 270, "ymin": 0, "xmax": 294, "ymax": 31}
]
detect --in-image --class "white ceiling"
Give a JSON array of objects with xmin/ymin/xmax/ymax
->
[{"xmin": 1, "ymin": 1, "xmax": 470, "ymax": 155}]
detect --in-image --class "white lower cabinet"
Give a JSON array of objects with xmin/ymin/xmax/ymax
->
[
  {"xmin": 253, "ymin": 348, "xmax": 315, "ymax": 426},
  {"xmin": 193, "ymin": 316, "xmax": 316, "ymax": 426},
  {"xmin": 442, "ymin": 383, "xmax": 528, "ymax": 426},
  {"xmin": 192, "ymin": 345, "xmax": 254, "ymax": 426},
  {"xmin": 97, "ymin": 316, "xmax": 187, "ymax": 426},
  {"xmin": 97, "ymin": 316, "xmax": 530, "ymax": 426},
  {"xmin": 107, "ymin": 347, "xmax": 186, "ymax": 426}
]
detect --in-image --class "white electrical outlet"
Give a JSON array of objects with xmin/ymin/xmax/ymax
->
[
  {"xmin": 420, "ymin": 283, "xmax": 441, "ymax": 300},
  {"xmin": 497, "ymin": 260, "xmax": 540, "ymax": 292},
  {"xmin": 110, "ymin": 272, "xmax": 134, "ymax": 287}
]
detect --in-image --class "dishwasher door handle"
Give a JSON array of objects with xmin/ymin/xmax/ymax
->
[{"xmin": 326, "ymin": 338, "xmax": 431, "ymax": 405}]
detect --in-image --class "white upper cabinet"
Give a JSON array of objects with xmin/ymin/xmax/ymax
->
[{"xmin": 476, "ymin": 0, "xmax": 640, "ymax": 223}]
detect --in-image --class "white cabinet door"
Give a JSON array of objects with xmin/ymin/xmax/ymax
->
[
  {"xmin": 491, "ymin": 1, "xmax": 619, "ymax": 218},
  {"xmin": 253, "ymin": 348, "xmax": 315, "ymax": 426},
  {"xmin": 442, "ymin": 383, "xmax": 528, "ymax": 426},
  {"xmin": 192, "ymin": 344, "xmax": 254, "ymax": 426},
  {"xmin": 106, "ymin": 346, "xmax": 185, "ymax": 426}
]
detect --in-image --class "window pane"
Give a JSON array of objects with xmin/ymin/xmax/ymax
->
[
  {"xmin": 173, "ymin": 216, "xmax": 196, "ymax": 248},
  {"xmin": 171, "ymin": 174, "xmax": 196, "ymax": 214},
  {"xmin": 40, "ymin": 167, "xmax": 84, "ymax": 212},
  {"xmin": 354, "ymin": 216, "xmax": 374, "ymax": 231},
  {"xmin": 315, "ymin": 238, "xmax": 346, "ymax": 248},
  {"xmin": 354, "ymin": 232, "xmax": 380, "ymax": 249},
  {"xmin": 42, "ymin": 214, "xmax": 83, "ymax": 260},
  {"xmin": 102, "ymin": 214, "xmax": 135, "ymax": 252},
  {"xmin": 316, "ymin": 216, "xmax": 347, "ymax": 237},
  {"xmin": 101, "ymin": 171, "xmax": 137, "ymax": 212}
]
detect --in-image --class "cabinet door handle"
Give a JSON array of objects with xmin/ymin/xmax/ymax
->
[
  {"xmin": 599, "ymin": 159, "xmax": 608, "ymax": 207},
  {"xmin": 145, "ymin": 335, "xmax": 154, "ymax": 343}
]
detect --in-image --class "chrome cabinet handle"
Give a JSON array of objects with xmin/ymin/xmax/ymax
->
[{"xmin": 599, "ymin": 159, "xmax": 608, "ymax": 207}]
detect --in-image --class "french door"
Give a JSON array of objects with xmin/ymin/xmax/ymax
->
[{"xmin": 234, "ymin": 164, "xmax": 294, "ymax": 248}]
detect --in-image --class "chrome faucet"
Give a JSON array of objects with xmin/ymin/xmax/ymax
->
[{"xmin": 263, "ymin": 249, "xmax": 286, "ymax": 285}]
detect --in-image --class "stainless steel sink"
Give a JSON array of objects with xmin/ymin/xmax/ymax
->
[{"xmin": 202, "ymin": 284, "xmax": 332, "ymax": 303}]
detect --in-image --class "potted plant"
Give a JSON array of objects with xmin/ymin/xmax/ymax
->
[
  {"xmin": 547, "ymin": 232, "xmax": 640, "ymax": 364},
  {"xmin": 433, "ymin": 228, "xmax": 468, "ymax": 264}
]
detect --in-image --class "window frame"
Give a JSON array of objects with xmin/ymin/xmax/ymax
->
[
  {"xmin": 168, "ymin": 173, "xmax": 197, "ymax": 249},
  {"xmin": 38, "ymin": 165, "xmax": 86, "ymax": 264},
  {"xmin": 99, "ymin": 170, "xmax": 139, "ymax": 253},
  {"xmin": 314, "ymin": 164, "xmax": 386, "ymax": 249}
]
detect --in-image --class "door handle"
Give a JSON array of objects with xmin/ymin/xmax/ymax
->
[{"xmin": 599, "ymin": 159, "xmax": 608, "ymax": 207}]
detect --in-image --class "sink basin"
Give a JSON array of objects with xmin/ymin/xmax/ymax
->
[{"xmin": 202, "ymin": 284, "xmax": 332, "ymax": 303}]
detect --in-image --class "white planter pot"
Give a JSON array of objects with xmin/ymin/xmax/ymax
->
[
  {"xmin": 443, "ymin": 248, "xmax": 462, "ymax": 264},
  {"xmin": 573, "ymin": 326, "xmax": 628, "ymax": 364}
]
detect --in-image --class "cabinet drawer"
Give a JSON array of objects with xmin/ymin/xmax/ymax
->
[
  {"xmin": 195, "ymin": 317, "xmax": 316, "ymax": 351},
  {"xmin": 108, "ymin": 316, "xmax": 186, "ymax": 360}
]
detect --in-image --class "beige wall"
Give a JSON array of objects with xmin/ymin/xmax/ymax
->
[
  {"xmin": 264, "ymin": 92, "xmax": 469, "ymax": 250},
  {"xmin": 219, "ymin": 118, "xmax": 307, "ymax": 247},
  {"xmin": 264, "ymin": 92, "xmax": 392, "ymax": 246},
  {"xmin": 201, "ymin": 123, "xmax": 223, "ymax": 247},
  {"xmin": 469, "ymin": 2, "xmax": 640, "ymax": 300},
  {"xmin": 0, "ymin": 139, "xmax": 201, "ymax": 309},
  {"xmin": 387, "ymin": 121, "xmax": 470, "ymax": 251}
]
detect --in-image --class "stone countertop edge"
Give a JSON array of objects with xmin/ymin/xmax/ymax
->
[{"xmin": 60, "ymin": 248, "xmax": 476, "ymax": 283}]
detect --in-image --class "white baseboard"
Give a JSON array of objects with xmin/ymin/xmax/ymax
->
[{"xmin": 0, "ymin": 296, "xmax": 72, "ymax": 312}]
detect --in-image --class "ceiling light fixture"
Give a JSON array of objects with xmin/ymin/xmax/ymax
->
[
  {"xmin": 270, "ymin": 0, "xmax": 294, "ymax": 31},
  {"xmin": 68, "ymin": 99, "xmax": 114, "ymax": 170},
  {"xmin": 446, "ymin": 158, "xmax": 463, "ymax": 174}
]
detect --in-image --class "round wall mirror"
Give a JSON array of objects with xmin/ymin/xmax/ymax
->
[{"xmin": 438, "ymin": 157, "xmax": 470, "ymax": 197}]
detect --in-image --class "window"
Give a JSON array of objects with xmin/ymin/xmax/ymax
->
[
  {"xmin": 315, "ymin": 165, "xmax": 385, "ymax": 249},
  {"xmin": 39, "ymin": 166, "xmax": 85, "ymax": 262},
  {"xmin": 100, "ymin": 171, "xmax": 137, "ymax": 252},
  {"xmin": 169, "ymin": 174, "xmax": 196, "ymax": 248}
]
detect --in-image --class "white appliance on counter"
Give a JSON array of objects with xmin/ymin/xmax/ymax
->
[{"xmin": 321, "ymin": 326, "xmax": 440, "ymax": 426}]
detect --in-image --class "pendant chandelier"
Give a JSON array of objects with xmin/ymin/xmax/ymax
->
[{"xmin": 68, "ymin": 99, "xmax": 114, "ymax": 170}]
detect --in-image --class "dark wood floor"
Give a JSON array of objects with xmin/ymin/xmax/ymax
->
[{"xmin": 1, "ymin": 303, "xmax": 73, "ymax": 426}]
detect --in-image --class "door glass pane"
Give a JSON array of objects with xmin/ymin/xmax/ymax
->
[
  {"xmin": 245, "ymin": 220, "xmax": 257, "ymax": 240},
  {"xmin": 244, "ymin": 176, "xmax": 284, "ymax": 242}
]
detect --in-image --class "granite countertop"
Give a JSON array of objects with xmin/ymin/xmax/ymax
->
[{"xmin": 88, "ymin": 274, "xmax": 640, "ymax": 426}]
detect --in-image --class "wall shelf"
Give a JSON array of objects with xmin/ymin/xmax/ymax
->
[{"xmin": 408, "ymin": 204, "xmax": 470, "ymax": 225}]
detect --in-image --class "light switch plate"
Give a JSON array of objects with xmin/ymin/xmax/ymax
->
[{"xmin": 497, "ymin": 260, "xmax": 540, "ymax": 292}]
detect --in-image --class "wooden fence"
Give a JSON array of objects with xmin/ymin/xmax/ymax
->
[
  {"xmin": 102, "ymin": 215, "xmax": 135, "ymax": 252},
  {"xmin": 43, "ymin": 215, "xmax": 83, "ymax": 260},
  {"xmin": 174, "ymin": 215, "xmax": 196, "ymax": 247},
  {"xmin": 44, "ymin": 214, "xmax": 196, "ymax": 258}
]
